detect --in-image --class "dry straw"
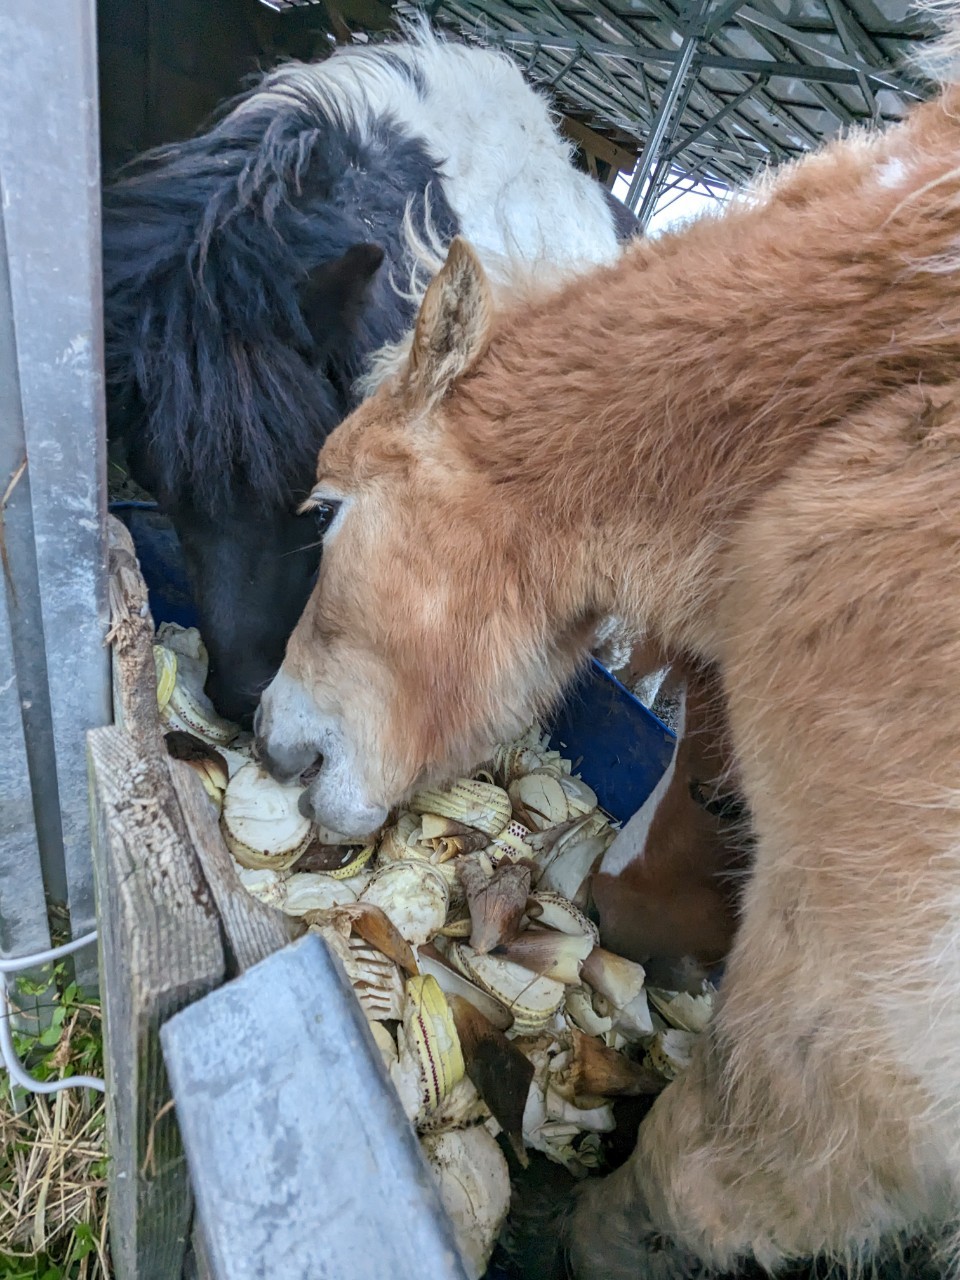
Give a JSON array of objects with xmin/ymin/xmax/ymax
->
[{"xmin": 1, "ymin": 986, "xmax": 109, "ymax": 1278}]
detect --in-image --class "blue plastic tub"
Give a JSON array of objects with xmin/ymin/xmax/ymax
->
[
  {"xmin": 548, "ymin": 661, "xmax": 675, "ymax": 826},
  {"xmin": 111, "ymin": 501, "xmax": 201, "ymax": 631},
  {"xmin": 109, "ymin": 500, "xmax": 675, "ymax": 820}
]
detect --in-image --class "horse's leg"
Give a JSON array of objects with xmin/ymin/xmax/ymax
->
[
  {"xmin": 569, "ymin": 842, "xmax": 949, "ymax": 1278},
  {"xmin": 567, "ymin": 393, "xmax": 960, "ymax": 1277}
]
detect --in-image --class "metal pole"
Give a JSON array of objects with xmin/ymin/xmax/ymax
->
[
  {"xmin": 624, "ymin": 45, "xmax": 698, "ymax": 210},
  {"xmin": 0, "ymin": 0, "xmax": 111, "ymax": 990},
  {"xmin": 636, "ymin": 50, "xmax": 703, "ymax": 225},
  {"xmin": 635, "ymin": 156, "xmax": 673, "ymax": 226},
  {"xmin": 624, "ymin": 0, "xmax": 709, "ymax": 212},
  {"xmin": 663, "ymin": 77, "xmax": 763, "ymax": 163}
]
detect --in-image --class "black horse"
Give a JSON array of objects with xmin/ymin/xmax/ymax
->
[{"xmin": 104, "ymin": 26, "xmax": 635, "ymax": 725}]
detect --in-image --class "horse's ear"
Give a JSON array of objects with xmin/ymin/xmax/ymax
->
[
  {"xmin": 300, "ymin": 243, "xmax": 385, "ymax": 352},
  {"xmin": 406, "ymin": 237, "xmax": 492, "ymax": 405}
]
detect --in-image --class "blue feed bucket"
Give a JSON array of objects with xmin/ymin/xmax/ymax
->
[
  {"xmin": 548, "ymin": 661, "xmax": 675, "ymax": 826},
  {"xmin": 110, "ymin": 501, "xmax": 201, "ymax": 631}
]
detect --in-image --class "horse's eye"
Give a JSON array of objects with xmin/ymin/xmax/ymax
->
[{"xmin": 313, "ymin": 500, "xmax": 341, "ymax": 537}]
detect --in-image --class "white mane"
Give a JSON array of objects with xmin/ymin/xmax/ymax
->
[
  {"xmin": 356, "ymin": 191, "xmax": 583, "ymax": 395},
  {"xmin": 245, "ymin": 18, "xmax": 627, "ymax": 392},
  {"xmin": 251, "ymin": 17, "xmax": 622, "ymax": 273}
]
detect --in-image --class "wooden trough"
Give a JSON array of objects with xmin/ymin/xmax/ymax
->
[{"xmin": 91, "ymin": 515, "xmax": 471, "ymax": 1280}]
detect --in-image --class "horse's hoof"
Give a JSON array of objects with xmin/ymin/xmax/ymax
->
[
  {"xmin": 569, "ymin": 1229, "xmax": 708, "ymax": 1280},
  {"xmin": 566, "ymin": 1177, "xmax": 710, "ymax": 1280},
  {"xmin": 498, "ymin": 1155, "xmax": 578, "ymax": 1279},
  {"xmin": 499, "ymin": 1157, "xmax": 710, "ymax": 1280}
]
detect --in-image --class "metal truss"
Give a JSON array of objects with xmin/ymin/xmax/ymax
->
[{"xmin": 406, "ymin": 0, "xmax": 942, "ymax": 225}]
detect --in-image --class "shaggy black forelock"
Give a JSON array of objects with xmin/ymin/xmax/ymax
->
[{"xmin": 102, "ymin": 63, "xmax": 457, "ymax": 513}]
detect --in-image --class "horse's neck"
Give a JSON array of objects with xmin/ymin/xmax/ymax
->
[{"xmin": 465, "ymin": 90, "xmax": 960, "ymax": 648}]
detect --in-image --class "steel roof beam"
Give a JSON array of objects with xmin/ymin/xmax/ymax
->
[
  {"xmin": 624, "ymin": 0, "xmax": 831, "ymax": 149},
  {"xmin": 680, "ymin": 138, "xmax": 762, "ymax": 163},
  {"xmin": 561, "ymin": 0, "xmax": 749, "ymax": 161},
  {"xmin": 526, "ymin": 0, "xmax": 816, "ymax": 163},
  {"xmin": 484, "ymin": 27, "xmax": 915, "ymax": 87},
  {"xmin": 447, "ymin": 0, "xmax": 665, "ymax": 134},
  {"xmin": 730, "ymin": 5, "xmax": 862, "ymax": 128},
  {"xmin": 704, "ymin": 0, "xmax": 746, "ymax": 40},
  {"xmin": 531, "ymin": 38, "xmax": 659, "ymax": 132},
  {"xmin": 624, "ymin": 0, "xmax": 710, "ymax": 211},
  {"xmin": 494, "ymin": 0, "xmax": 661, "ymax": 123},
  {"xmin": 431, "ymin": 0, "xmax": 924, "ymax": 189},
  {"xmin": 736, "ymin": 4, "xmax": 922, "ymax": 97},
  {"xmin": 658, "ymin": 171, "xmax": 727, "ymax": 198},
  {"xmin": 443, "ymin": 0, "xmax": 754, "ymax": 179},
  {"xmin": 440, "ymin": 0, "xmax": 654, "ymax": 138},
  {"xmin": 664, "ymin": 76, "xmax": 761, "ymax": 159},
  {"xmin": 543, "ymin": 52, "xmax": 653, "ymax": 129},
  {"xmin": 522, "ymin": 0, "xmax": 805, "ymax": 169},
  {"xmin": 821, "ymin": 0, "xmax": 899, "ymax": 118}
]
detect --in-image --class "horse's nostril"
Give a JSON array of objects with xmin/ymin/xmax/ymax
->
[
  {"xmin": 299, "ymin": 756, "xmax": 323, "ymax": 786},
  {"xmin": 254, "ymin": 738, "xmax": 319, "ymax": 787},
  {"xmin": 297, "ymin": 789, "xmax": 315, "ymax": 820}
]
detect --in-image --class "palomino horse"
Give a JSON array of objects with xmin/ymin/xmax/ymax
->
[
  {"xmin": 256, "ymin": 44, "xmax": 960, "ymax": 1280},
  {"xmin": 104, "ymin": 21, "xmax": 633, "ymax": 724}
]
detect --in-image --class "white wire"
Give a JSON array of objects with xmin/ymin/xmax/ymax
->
[
  {"xmin": 0, "ymin": 929, "xmax": 99, "ymax": 973},
  {"xmin": 0, "ymin": 931, "xmax": 106, "ymax": 1095}
]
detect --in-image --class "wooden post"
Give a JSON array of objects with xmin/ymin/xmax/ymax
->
[
  {"xmin": 161, "ymin": 934, "xmax": 470, "ymax": 1280},
  {"xmin": 107, "ymin": 510, "xmax": 296, "ymax": 977},
  {"xmin": 168, "ymin": 761, "xmax": 296, "ymax": 976},
  {"xmin": 95, "ymin": 512, "xmax": 299, "ymax": 1276},
  {"xmin": 88, "ymin": 725, "xmax": 225, "ymax": 1280},
  {"xmin": 106, "ymin": 516, "xmax": 166, "ymax": 758}
]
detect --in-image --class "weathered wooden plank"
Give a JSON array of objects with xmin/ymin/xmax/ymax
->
[
  {"xmin": 88, "ymin": 724, "xmax": 225, "ymax": 1280},
  {"xmin": 167, "ymin": 760, "xmax": 296, "ymax": 975},
  {"xmin": 106, "ymin": 515, "xmax": 165, "ymax": 758},
  {"xmin": 161, "ymin": 933, "xmax": 470, "ymax": 1280},
  {"xmin": 0, "ymin": 2, "xmax": 111, "ymax": 977}
]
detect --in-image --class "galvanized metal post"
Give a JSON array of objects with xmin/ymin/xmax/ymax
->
[
  {"xmin": 634, "ymin": 50, "xmax": 703, "ymax": 226},
  {"xmin": 663, "ymin": 78, "xmax": 764, "ymax": 164},
  {"xmin": 624, "ymin": 0, "xmax": 710, "ymax": 214},
  {"xmin": 0, "ymin": 0, "xmax": 111, "ymax": 989},
  {"xmin": 0, "ymin": 188, "xmax": 69, "ymax": 911},
  {"xmin": 635, "ymin": 156, "xmax": 673, "ymax": 226},
  {"xmin": 162, "ymin": 935, "xmax": 472, "ymax": 1280}
]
